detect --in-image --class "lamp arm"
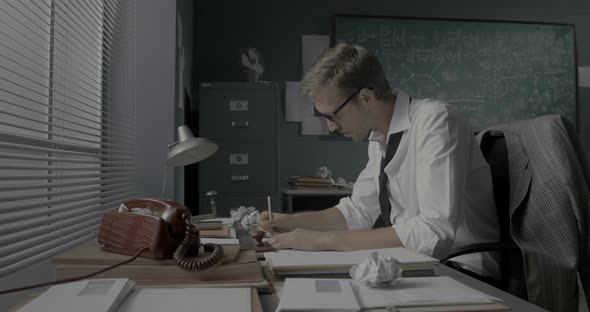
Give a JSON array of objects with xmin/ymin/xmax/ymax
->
[{"xmin": 161, "ymin": 165, "xmax": 168, "ymax": 199}]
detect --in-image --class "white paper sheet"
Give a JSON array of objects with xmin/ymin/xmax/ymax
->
[
  {"xmin": 301, "ymin": 116, "xmax": 329, "ymax": 135},
  {"xmin": 302, "ymin": 35, "xmax": 330, "ymax": 73},
  {"xmin": 285, "ymin": 81, "xmax": 313, "ymax": 122},
  {"xmin": 118, "ymin": 288, "xmax": 251, "ymax": 312}
]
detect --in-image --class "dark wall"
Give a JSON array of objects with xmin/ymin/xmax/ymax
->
[{"xmin": 194, "ymin": 0, "xmax": 590, "ymax": 184}]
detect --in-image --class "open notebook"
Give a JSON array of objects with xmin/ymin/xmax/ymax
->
[
  {"xmin": 277, "ymin": 276, "xmax": 509, "ymax": 312},
  {"xmin": 265, "ymin": 247, "xmax": 438, "ymax": 277}
]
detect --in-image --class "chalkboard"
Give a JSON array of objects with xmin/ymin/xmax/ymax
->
[{"xmin": 333, "ymin": 15, "xmax": 577, "ymax": 129}]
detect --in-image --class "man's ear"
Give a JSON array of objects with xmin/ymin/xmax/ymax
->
[{"xmin": 359, "ymin": 88, "xmax": 374, "ymax": 108}]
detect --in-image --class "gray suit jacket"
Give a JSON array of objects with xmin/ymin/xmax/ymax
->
[{"xmin": 479, "ymin": 115, "xmax": 590, "ymax": 312}]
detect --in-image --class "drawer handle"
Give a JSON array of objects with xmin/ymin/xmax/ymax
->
[
  {"xmin": 231, "ymin": 175, "xmax": 249, "ymax": 181},
  {"xmin": 232, "ymin": 121, "xmax": 249, "ymax": 128}
]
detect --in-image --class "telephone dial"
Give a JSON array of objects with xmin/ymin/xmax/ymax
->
[{"xmin": 97, "ymin": 198, "xmax": 223, "ymax": 271}]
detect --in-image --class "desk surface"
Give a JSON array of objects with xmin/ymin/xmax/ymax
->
[
  {"xmin": 239, "ymin": 227, "xmax": 547, "ymax": 312},
  {"xmin": 259, "ymin": 264, "xmax": 548, "ymax": 312}
]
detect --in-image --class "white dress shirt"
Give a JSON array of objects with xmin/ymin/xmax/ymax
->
[{"xmin": 336, "ymin": 91, "xmax": 500, "ymax": 277}]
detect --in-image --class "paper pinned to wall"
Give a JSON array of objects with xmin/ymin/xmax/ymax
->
[
  {"xmin": 302, "ymin": 35, "xmax": 330, "ymax": 73},
  {"xmin": 285, "ymin": 81, "xmax": 313, "ymax": 122},
  {"xmin": 579, "ymin": 66, "xmax": 590, "ymax": 88},
  {"xmin": 301, "ymin": 116, "xmax": 329, "ymax": 136}
]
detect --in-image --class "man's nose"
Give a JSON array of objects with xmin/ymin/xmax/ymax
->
[{"xmin": 326, "ymin": 119, "xmax": 339, "ymax": 132}]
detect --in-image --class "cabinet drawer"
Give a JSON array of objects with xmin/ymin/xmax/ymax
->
[
  {"xmin": 199, "ymin": 194, "xmax": 279, "ymax": 217},
  {"xmin": 199, "ymin": 87, "xmax": 277, "ymax": 139},
  {"xmin": 199, "ymin": 141, "xmax": 277, "ymax": 193}
]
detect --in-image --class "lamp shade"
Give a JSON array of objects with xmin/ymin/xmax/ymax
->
[{"xmin": 166, "ymin": 125, "xmax": 217, "ymax": 166}]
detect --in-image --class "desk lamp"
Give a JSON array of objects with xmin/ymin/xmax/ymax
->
[
  {"xmin": 167, "ymin": 125, "xmax": 217, "ymax": 166},
  {"xmin": 164, "ymin": 125, "xmax": 219, "ymax": 221}
]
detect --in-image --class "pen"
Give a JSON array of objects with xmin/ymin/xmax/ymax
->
[{"xmin": 267, "ymin": 196, "xmax": 272, "ymax": 221}]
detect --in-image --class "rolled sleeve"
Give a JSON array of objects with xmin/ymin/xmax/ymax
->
[
  {"xmin": 336, "ymin": 143, "xmax": 381, "ymax": 230},
  {"xmin": 393, "ymin": 106, "xmax": 471, "ymax": 258},
  {"xmin": 392, "ymin": 216, "xmax": 452, "ymax": 258}
]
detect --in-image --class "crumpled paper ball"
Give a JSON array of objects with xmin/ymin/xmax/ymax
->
[
  {"xmin": 349, "ymin": 251, "xmax": 402, "ymax": 288},
  {"xmin": 240, "ymin": 209, "xmax": 260, "ymax": 232}
]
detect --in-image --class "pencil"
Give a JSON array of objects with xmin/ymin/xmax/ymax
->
[{"xmin": 267, "ymin": 196, "xmax": 272, "ymax": 221}]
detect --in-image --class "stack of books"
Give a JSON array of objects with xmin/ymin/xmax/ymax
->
[
  {"xmin": 288, "ymin": 176, "xmax": 337, "ymax": 190},
  {"xmin": 52, "ymin": 245, "xmax": 268, "ymax": 288},
  {"xmin": 264, "ymin": 247, "xmax": 439, "ymax": 277}
]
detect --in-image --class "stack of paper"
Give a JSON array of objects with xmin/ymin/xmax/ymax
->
[
  {"xmin": 277, "ymin": 277, "xmax": 509, "ymax": 312},
  {"xmin": 265, "ymin": 247, "xmax": 438, "ymax": 277},
  {"xmin": 17, "ymin": 278, "xmax": 134, "ymax": 312},
  {"xmin": 200, "ymin": 224, "xmax": 234, "ymax": 238}
]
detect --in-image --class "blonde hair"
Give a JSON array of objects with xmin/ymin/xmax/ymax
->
[{"xmin": 301, "ymin": 43, "xmax": 392, "ymax": 100}]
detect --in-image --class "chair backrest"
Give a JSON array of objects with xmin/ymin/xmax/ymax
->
[{"xmin": 479, "ymin": 131, "xmax": 528, "ymax": 300}]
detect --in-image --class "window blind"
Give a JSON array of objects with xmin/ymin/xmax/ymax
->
[{"xmin": 0, "ymin": 0, "xmax": 136, "ymax": 277}]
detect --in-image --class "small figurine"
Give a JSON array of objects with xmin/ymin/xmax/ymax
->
[{"xmin": 240, "ymin": 47, "xmax": 264, "ymax": 82}]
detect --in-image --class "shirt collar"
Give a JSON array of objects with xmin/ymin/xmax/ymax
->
[{"xmin": 368, "ymin": 90, "xmax": 412, "ymax": 143}]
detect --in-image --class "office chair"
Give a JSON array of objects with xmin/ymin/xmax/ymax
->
[{"xmin": 442, "ymin": 130, "xmax": 528, "ymax": 300}]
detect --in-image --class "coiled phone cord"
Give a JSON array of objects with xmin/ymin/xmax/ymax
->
[{"xmin": 173, "ymin": 214, "xmax": 224, "ymax": 271}]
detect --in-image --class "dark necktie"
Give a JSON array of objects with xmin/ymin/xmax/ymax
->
[{"xmin": 373, "ymin": 132, "xmax": 404, "ymax": 228}]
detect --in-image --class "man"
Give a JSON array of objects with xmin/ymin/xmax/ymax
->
[{"xmin": 259, "ymin": 43, "xmax": 499, "ymax": 277}]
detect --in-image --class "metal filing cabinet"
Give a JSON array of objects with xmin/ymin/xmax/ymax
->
[{"xmin": 198, "ymin": 82, "xmax": 280, "ymax": 216}]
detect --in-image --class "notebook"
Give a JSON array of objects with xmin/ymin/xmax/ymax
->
[
  {"xmin": 265, "ymin": 247, "xmax": 438, "ymax": 276},
  {"xmin": 17, "ymin": 278, "xmax": 134, "ymax": 312},
  {"xmin": 277, "ymin": 277, "xmax": 509, "ymax": 312},
  {"xmin": 351, "ymin": 276, "xmax": 507, "ymax": 311},
  {"xmin": 117, "ymin": 287, "xmax": 252, "ymax": 312},
  {"xmin": 276, "ymin": 278, "xmax": 360, "ymax": 312}
]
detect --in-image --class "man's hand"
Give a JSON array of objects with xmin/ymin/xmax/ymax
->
[
  {"xmin": 257, "ymin": 211, "xmax": 294, "ymax": 234},
  {"xmin": 266, "ymin": 229, "xmax": 331, "ymax": 251}
]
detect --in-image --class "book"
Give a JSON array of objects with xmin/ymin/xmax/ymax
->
[
  {"xmin": 265, "ymin": 248, "xmax": 438, "ymax": 277},
  {"xmin": 11, "ymin": 285, "xmax": 264, "ymax": 312},
  {"xmin": 276, "ymin": 277, "xmax": 509, "ymax": 312},
  {"xmin": 200, "ymin": 224, "xmax": 233, "ymax": 238},
  {"xmin": 287, "ymin": 185, "xmax": 340, "ymax": 190},
  {"xmin": 276, "ymin": 278, "xmax": 360, "ymax": 312},
  {"xmin": 288, "ymin": 176, "xmax": 333, "ymax": 184},
  {"xmin": 16, "ymin": 278, "xmax": 134, "ymax": 312},
  {"xmin": 117, "ymin": 287, "xmax": 254, "ymax": 312},
  {"xmin": 352, "ymin": 276, "xmax": 509, "ymax": 311}
]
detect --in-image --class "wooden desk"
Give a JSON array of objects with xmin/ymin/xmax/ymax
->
[
  {"xmin": 282, "ymin": 188, "xmax": 352, "ymax": 213},
  {"xmin": 258, "ymin": 264, "xmax": 549, "ymax": 312}
]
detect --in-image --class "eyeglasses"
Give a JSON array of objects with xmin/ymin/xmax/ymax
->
[{"xmin": 316, "ymin": 88, "xmax": 362, "ymax": 122}]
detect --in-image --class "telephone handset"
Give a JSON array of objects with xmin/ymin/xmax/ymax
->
[{"xmin": 97, "ymin": 198, "xmax": 223, "ymax": 271}]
